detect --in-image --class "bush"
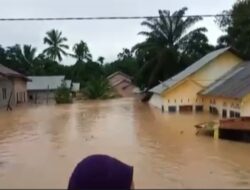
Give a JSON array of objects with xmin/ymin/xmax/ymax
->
[
  {"xmin": 84, "ymin": 77, "xmax": 112, "ymax": 99},
  {"xmin": 55, "ymin": 83, "xmax": 72, "ymax": 104}
]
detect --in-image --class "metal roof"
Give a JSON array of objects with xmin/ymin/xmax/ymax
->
[
  {"xmin": 0, "ymin": 64, "xmax": 28, "ymax": 80},
  {"xmin": 72, "ymin": 82, "xmax": 80, "ymax": 92},
  {"xmin": 150, "ymin": 47, "xmax": 232, "ymax": 94},
  {"xmin": 65, "ymin": 80, "xmax": 72, "ymax": 89},
  {"xmin": 200, "ymin": 62, "xmax": 250, "ymax": 99},
  {"xmin": 27, "ymin": 76, "xmax": 65, "ymax": 91},
  {"xmin": 107, "ymin": 71, "xmax": 132, "ymax": 80}
]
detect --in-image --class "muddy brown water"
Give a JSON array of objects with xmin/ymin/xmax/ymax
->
[{"xmin": 0, "ymin": 98, "xmax": 250, "ymax": 189}]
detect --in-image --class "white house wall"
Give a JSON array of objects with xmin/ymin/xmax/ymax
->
[{"xmin": 149, "ymin": 94, "xmax": 163, "ymax": 109}]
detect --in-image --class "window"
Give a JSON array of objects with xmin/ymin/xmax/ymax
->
[
  {"xmin": 161, "ymin": 105, "xmax": 165, "ymax": 112},
  {"xmin": 235, "ymin": 112, "xmax": 241, "ymax": 118},
  {"xmin": 195, "ymin": 105, "xmax": 203, "ymax": 112},
  {"xmin": 179, "ymin": 105, "xmax": 193, "ymax": 112},
  {"xmin": 210, "ymin": 106, "xmax": 219, "ymax": 115},
  {"xmin": 235, "ymin": 112, "xmax": 240, "ymax": 118},
  {"xmin": 230, "ymin": 111, "xmax": 235, "ymax": 118},
  {"xmin": 2, "ymin": 88, "xmax": 7, "ymax": 100},
  {"xmin": 168, "ymin": 106, "xmax": 176, "ymax": 113},
  {"xmin": 222, "ymin": 109, "xmax": 227, "ymax": 118}
]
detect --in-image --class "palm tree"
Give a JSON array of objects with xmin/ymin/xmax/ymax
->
[
  {"xmin": 21, "ymin": 45, "xmax": 37, "ymax": 65},
  {"xmin": 72, "ymin": 40, "xmax": 92, "ymax": 63},
  {"xmin": 43, "ymin": 29, "xmax": 69, "ymax": 62},
  {"xmin": 133, "ymin": 7, "xmax": 211, "ymax": 88},
  {"xmin": 117, "ymin": 48, "xmax": 133, "ymax": 60},
  {"xmin": 97, "ymin": 56, "xmax": 105, "ymax": 65}
]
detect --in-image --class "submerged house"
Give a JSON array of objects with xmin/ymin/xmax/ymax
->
[
  {"xmin": 199, "ymin": 61, "xmax": 250, "ymax": 117},
  {"xmin": 149, "ymin": 47, "xmax": 250, "ymax": 118},
  {"xmin": 107, "ymin": 71, "xmax": 137, "ymax": 97},
  {"xmin": 27, "ymin": 76, "xmax": 65, "ymax": 103},
  {"xmin": 0, "ymin": 64, "xmax": 29, "ymax": 108}
]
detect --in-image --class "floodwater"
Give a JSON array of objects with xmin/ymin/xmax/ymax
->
[{"xmin": 0, "ymin": 98, "xmax": 250, "ymax": 189}]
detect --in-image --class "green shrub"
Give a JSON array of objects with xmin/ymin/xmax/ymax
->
[
  {"xmin": 55, "ymin": 83, "xmax": 72, "ymax": 104},
  {"xmin": 84, "ymin": 77, "xmax": 112, "ymax": 99}
]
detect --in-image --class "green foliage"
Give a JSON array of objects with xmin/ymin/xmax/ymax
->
[
  {"xmin": 216, "ymin": 0, "xmax": 250, "ymax": 58},
  {"xmin": 72, "ymin": 40, "xmax": 92, "ymax": 63},
  {"xmin": 133, "ymin": 7, "xmax": 214, "ymax": 89},
  {"xmin": 103, "ymin": 50, "xmax": 139, "ymax": 77},
  {"xmin": 43, "ymin": 29, "xmax": 69, "ymax": 62},
  {"xmin": 84, "ymin": 77, "xmax": 111, "ymax": 99},
  {"xmin": 0, "ymin": 10, "xmax": 216, "ymax": 94},
  {"xmin": 55, "ymin": 82, "xmax": 72, "ymax": 104}
]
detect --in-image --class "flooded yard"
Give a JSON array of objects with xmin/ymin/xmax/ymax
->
[{"xmin": 0, "ymin": 98, "xmax": 250, "ymax": 189}]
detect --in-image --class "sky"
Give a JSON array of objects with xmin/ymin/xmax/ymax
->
[{"xmin": 0, "ymin": 0, "xmax": 236, "ymax": 65}]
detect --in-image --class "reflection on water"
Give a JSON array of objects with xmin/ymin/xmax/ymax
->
[{"xmin": 0, "ymin": 98, "xmax": 250, "ymax": 188}]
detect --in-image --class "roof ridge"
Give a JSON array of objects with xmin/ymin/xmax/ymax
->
[{"xmin": 150, "ymin": 47, "xmax": 233, "ymax": 94}]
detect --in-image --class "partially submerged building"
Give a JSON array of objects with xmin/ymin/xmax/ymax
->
[
  {"xmin": 27, "ymin": 76, "xmax": 65, "ymax": 103},
  {"xmin": 0, "ymin": 64, "xmax": 29, "ymax": 108},
  {"xmin": 199, "ymin": 61, "xmax": 250, "ymax": 117},
  {"xmin": 107, "ymin": 71, "xmax": 138, "ymax": 97},
  {"xmin": 149, "ymin": 47, "xmax": 250, "ymax": 118}
]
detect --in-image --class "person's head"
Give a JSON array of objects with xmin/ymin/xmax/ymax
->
[{"xmin": 68, "ymin": 154, "xmax": 134, "ymax": 190}]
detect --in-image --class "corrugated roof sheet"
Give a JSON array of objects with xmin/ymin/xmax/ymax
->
[
  {"xmin": 150, "ymin": 47, "xmax": 231, "ymax": 94},
  {"xmin": 65, "ymin": 80, "xmax": 72, "ymax": 89},
  {"xmin": 72, "ymin": 83, "xmax": 80, "ymax": 92},
  {"xmin": 107, "ymin": 71, "xmax": 132, "ymax": 80},
  {"xmin": 27, "ymin": 76, "xmax": 65, "ymax": 90},
  {"xmin": 200, "ymin": 62, "xmax": 250, "ymax": 99},
  {"xmin": 0, "ymin": 63, "xmax": 28, "ymax": 80}
]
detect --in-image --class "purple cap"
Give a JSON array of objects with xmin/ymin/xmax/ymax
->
[{"xmin": 68, "ymin": 154, "xmax": 133, "ymax": 189}]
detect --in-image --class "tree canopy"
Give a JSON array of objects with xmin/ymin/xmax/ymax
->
[
  {"xmin": 43, "ymin": 29, "xmax": 69, "ymax": 61},
  {"xmin": 133, "ymin": 7, "xmax": 214, "ymax": 88},
  {"xmin": 216, "ymin": 0, "xmax": 250, "ymax": 58},
  {"xmin": 3, "ymin": 6, "xmax": 244, "ymax": 93}
]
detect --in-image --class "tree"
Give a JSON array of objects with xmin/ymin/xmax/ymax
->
[
  {"xmin": 133, "ymin": 8, "xmax": 213, "ymax": 89},
  {"xmin": 97, "ymin": 56, "xmax": 105, "ymax": 65},
  {"xmin": 84, "ymin": 77, "xmax": 111, "ymax": 99},
  {"xmin": 216, "ymin": 0, "xmax": 250, "ymax": 58},
  {"xmin": 103, "ymin": 48, "xmax": 139, "ymax": 79},
  {"xmin": 43, "ymin": 29, "xmax": 69, "ymax": 62},
  {"xmin": 0, "ymin": 45, "xmax": 6, "ymax": 62},
  {"xmin": 117, "ymin": 48, "xmax": 133, "ymax": 60},
  {"xmin": 55, "ymin": 82, "xmax": 72, "ymax": 104},
  {"xmin": 72, "ymin": 40, "xmax": 92, "ymax": 63}
]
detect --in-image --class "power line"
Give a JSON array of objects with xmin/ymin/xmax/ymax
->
[{"xmin": 0, "ymin": 14, "xmax": 229, "ymax": 22}]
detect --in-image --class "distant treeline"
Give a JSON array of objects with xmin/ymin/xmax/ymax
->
[{"xmin": 0, "ymin": 0, "xmax": 249, "ymax": 90}]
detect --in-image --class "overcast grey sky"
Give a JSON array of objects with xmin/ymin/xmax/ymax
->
[{"xmin": 0, "ymin": 0, "xmax": 236, "ymax": 64}]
